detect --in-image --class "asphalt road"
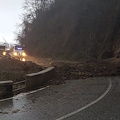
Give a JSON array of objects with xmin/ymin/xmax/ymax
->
[{"xmin": 0, "ymin": 77, "xmax": 119, "ymax": 120}]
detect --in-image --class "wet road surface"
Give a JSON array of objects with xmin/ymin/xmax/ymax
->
[{"xmin": 0, "ymin": 77, "xmax": 119, "ymax": 120}]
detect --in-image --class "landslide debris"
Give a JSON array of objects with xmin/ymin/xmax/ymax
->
[
  {"xmin": 1, "ymin": 57, "xmax": 120, "ymax": 89},
  {"xmin": 0, "ymin": 58, "xmax": 43, "ymax": 82},
  {"xmin": 44, "ymin": 58, "xmax": 120, "ymax": 85}
]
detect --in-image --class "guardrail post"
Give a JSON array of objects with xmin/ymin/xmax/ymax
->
[
  {"xmin": 5, "ymin": 84, "xmax": 13, "ymax": 98},
  {"xmin": 0, "ymin": 81, "xmax": 13, "ymax": 99}
]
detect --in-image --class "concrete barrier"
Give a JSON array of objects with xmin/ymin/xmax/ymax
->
[
  {"xmin": 0, "ymin": 81, "xmax": 13, "ymax": 99},
  {"xmin": 26, "ymin": 67, "xmax": 55, "ymax": 91}
]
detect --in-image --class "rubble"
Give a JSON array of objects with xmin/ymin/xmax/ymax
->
[
  {"xmin": 0, "ymin": 58, "xmax": 43, "ymax": 82},
  {"xmin": 44, "ymin": 58, "xmax": 120, "ymax": 85}
]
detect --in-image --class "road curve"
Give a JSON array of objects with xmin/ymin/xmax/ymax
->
[{"xmin": 0, "ymin": 77, "xmax": 118, "ymax": 120}]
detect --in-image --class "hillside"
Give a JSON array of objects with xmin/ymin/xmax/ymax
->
[{"xmin": 18, "ymin": 0, "xmax": 120, "ymax": 60}]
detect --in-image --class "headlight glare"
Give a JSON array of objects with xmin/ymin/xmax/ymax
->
[
  {"xmin": 22, "ymin": 58, "xmax": 26, "ymax": 61},
  {"xmin": 22, "ymin": 52, "xmax": 26, "ymax": 56},
  {"xmin": 14, "ymin": 52, "xmax": 17, "ymax": 56},
  {"xmin": 3, "ymin": 52, "xmax": 6, "ymax": 56}
]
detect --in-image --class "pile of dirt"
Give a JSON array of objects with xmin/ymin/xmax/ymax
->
[
  {"xmin": 1, "ymin": 56, "xmax": 119, "ymax": 87},
  {"xmin": 44, "ymin": 58, "xmax": 120, "ymax": 85},
  {"xmin": 0, "ymin": 58, "xmax": 43, "ymax": 82}
]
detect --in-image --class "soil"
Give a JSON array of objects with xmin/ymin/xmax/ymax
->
[
  {"xmin": 1, "ymin": 56, "xmax": 120, "ymax": 85},
  {"xmin": 42, "ymin": 58, "xmax": 120, "ymax": 85},
  {"xmin": 1, "ymin": 56, "xmax": 120, "ymax": 93},
  {"xmin": 0, "ymin": 58, "xmax": 43, "ymax": 82}
]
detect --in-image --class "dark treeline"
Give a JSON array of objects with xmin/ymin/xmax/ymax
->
[{"xmin": 18, "ymin": 0, "xmax": 120, "ymax": 59}]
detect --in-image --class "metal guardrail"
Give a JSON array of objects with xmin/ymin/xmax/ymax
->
[
  {"xmin": 13, "ymin": 80, "xmax": 25, "ymax": 85},
  {"xmin": 13, "ymin": 80, "xmax": 26, "ymax": 95},
  {"xmin": 26, "ymin": 67, "xmax": 55, "ymax": 91}
]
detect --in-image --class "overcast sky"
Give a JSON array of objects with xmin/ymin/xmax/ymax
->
[{"xmin": 0, "ymin": 0, "xmax": 24, "ymax": 43}]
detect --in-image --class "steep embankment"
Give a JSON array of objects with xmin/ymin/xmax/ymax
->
[{"xmin": 19, "ymin": 0, "xmax": 120, "ymax": 59}]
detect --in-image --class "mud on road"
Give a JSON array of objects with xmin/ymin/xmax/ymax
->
[
  {"xmin": 28, "ymin": 56, "xmax": 120, "ymax": 86},
  {"xmin": 1, "ymin": 56, "xmax": 120, "ymax": 87},
  {"xmin": 0, "ymin": 58, "xmax": 43, "ymax": 82}
]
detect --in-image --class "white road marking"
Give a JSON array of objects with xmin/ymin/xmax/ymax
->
[
  {"xmin": 0, "ymin": 86, "xmax": 49, "ymax": 102},
  {"xmin": 24, "ymin": 86, "xmax": 49, "ymax": 95},
  {"xmin": 56, "ymin": 79, "xmax": 112, "ymax": 120}
]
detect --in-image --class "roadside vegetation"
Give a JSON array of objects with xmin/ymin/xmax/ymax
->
[
  {"xmin": 1, "ymin": 1, "xmax": 120, "ymax": 89},
  {"xmin": 17, "ymin": 0, "xmax": 120, "ymax": 60}
]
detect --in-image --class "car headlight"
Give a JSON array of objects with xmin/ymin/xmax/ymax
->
[
  {"xmin": 22, "ymin": 52, "xmax": 26, "ymax": 57},
  {"xmin": 14, "ymin": 52, "xmax": 17, "ymax": 56},
  {"xmin": 3, "ymin": 52, "xmax": 6, "ymax": 56},
  {"xmin": 22, "ymin": 58, "xmax": 26, "ymax": 61}
]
